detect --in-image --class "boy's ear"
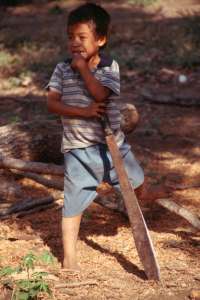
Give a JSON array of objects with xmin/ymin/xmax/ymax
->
[{"xmin": 98, "ymin": 36, "xmax": 107, "ymax": 47}]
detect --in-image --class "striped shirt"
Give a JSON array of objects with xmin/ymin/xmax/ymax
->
[{"xmin": 47, "ymin": 54, "xmax": 125, "ymax": 152}]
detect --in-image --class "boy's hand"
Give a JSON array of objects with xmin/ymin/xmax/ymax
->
[
  {"xmin": 85, "ymin": 102, "xmax": 106, "ymax": 118},
  {"xmin": 71, "ymin": 53, "xmax": 87, "ymax": 72}
]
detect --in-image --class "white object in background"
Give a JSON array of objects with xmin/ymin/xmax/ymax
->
[{"xmin": 178, "ymin": 74, "xmax": 187, "ymax": 83}]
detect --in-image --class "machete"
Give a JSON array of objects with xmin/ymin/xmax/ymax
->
[{"xmin": 101, "ymin": 116, "xmax": 160, "ymax": 280}]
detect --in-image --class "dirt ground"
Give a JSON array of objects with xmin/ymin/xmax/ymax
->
[{"xmin": 0, "ymin": 1, "xmax": 200, "ymax": 299}]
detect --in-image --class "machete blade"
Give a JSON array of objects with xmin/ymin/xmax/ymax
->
[{"xmin": 105, "ymin": 134, "xmax": 160, "ymax": 280}]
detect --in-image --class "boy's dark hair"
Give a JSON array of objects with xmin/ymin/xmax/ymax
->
[{"xmin": 67, "ymin": 2, "xmax": 111, "ymax": 38}]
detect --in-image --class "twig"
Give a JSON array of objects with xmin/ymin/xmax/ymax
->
[
  {"xmin": 166, "ymin": 183, "xmax": 200, "ymax": 190},
  {"xmin": 55, "ymin": 280, "xmax": 98, "ymax": 288},
  {"xmin": 59, "ymin": 288, "xmax": 77, "ymax": 296}
]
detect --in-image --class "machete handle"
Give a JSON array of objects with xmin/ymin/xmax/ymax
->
[{"xmin": 100, "ymin": 115, "xmax": 113, "ymax": 136}]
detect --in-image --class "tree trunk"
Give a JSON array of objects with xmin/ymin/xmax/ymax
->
[{"xmin": 141, "ymin": 87, "xmax": 200, "ymax": 106}]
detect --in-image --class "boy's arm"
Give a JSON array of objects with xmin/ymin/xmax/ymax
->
[
  {"xmin": 71, "ymin": 55, "xmax": 112, "ymax": 102},
  {"xmin": 47, "ymin": 90, "xmax": 105, "ymax": 118}
]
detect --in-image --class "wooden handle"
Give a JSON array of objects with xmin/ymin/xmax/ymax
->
[{"xmin": 100, "ymin": 115, "xmax": 112, "ymax": 136}]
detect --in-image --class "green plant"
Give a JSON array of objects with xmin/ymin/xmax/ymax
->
[
  {"xmin": 21, "ymin": 253, "xmax": 37, "ymax": 281},
  {"xmin": 8, "ymin": 77, "xmax": 22, "ymax": 88},
  {"xmin": 0, "ymin": 50, "xmax": 13, "ymax": 67},
  {"xmin": 0, "ymin": 251, "xmax": 54, "ymax": 300},
  {"xmin": 9, "ymin": 116, "xmax": 21, "ymax": 123},
  {"xmin": 39, "ymin": 251, "xmax": 55, "ymax": 266},
  {"xmin": 83, "ymin": 211, "xmax": 92, "ymax": 220}
]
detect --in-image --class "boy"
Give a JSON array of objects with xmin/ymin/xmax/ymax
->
[{"xmin": 47, "ymin": 3, "xmax": 144, "ymax": 271}]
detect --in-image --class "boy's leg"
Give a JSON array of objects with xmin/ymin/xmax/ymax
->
[{"xmin": 62, "ymin": 213, "xmax": 82, "ymax": 270}]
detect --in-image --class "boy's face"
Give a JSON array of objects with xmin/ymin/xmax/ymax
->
[{"xmin": 67, "ymin": 22, "xmax": 106, "ymax": 61}]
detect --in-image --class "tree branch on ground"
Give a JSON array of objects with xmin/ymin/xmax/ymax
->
[
  {"xmin": 156, "ymin": 198, "xmax": 200, "ymax": 230},
  {"xmin": 0, "ymin": 156, "xmax": 63, "ymax": 175},
  {"xmin": 0, "ymin": 196, "xmax": 58, "ymax": 219},
  {"xmin": 11, "ymin": 169, "xmax": 63, "ymax": 190}
]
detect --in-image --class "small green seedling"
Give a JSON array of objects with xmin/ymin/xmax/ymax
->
[{"xmin": 0, "ymin": 251, "xmax": 54, "ymax": 300}]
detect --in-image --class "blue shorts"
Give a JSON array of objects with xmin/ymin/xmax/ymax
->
[{"xmin": 63, "ymin": 141, "xmax": 144, "ymax": 217}]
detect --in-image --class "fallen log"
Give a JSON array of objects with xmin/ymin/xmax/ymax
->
[
  {"xmin": 141, "ymin": 87, "xmax": 200, "ymax": 107},
  {"xmin": 11, "ymin": 169, "xmax": 63, "ymax": 189},
  {"xmin": 156, "ymin": 198, "xmax": 200, "ymax": 230},
  {"xmin": 0, "ymin": 156, "xmax": 64, "ymax": 175},
  {"xmin": 14, "ymin": 203, "xmax": 57, "ymax": 218},
  {"xmin": 0, "ymin": 160, "xmax": 200, "ymax": 229},
  {"xmin": 1, "ymin": 159, "xmax": 200, "ymax": 230},
  {"xmin": 97, "ymin": 196, "xmax": 200, "ymax": 230},
  {"xmin": 1, "ymin": 173, "xmax": 200, "ymax": 230},
  {"xmin": 0, "ymin": 196, "xmax": 56, "ymax": 219}
]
